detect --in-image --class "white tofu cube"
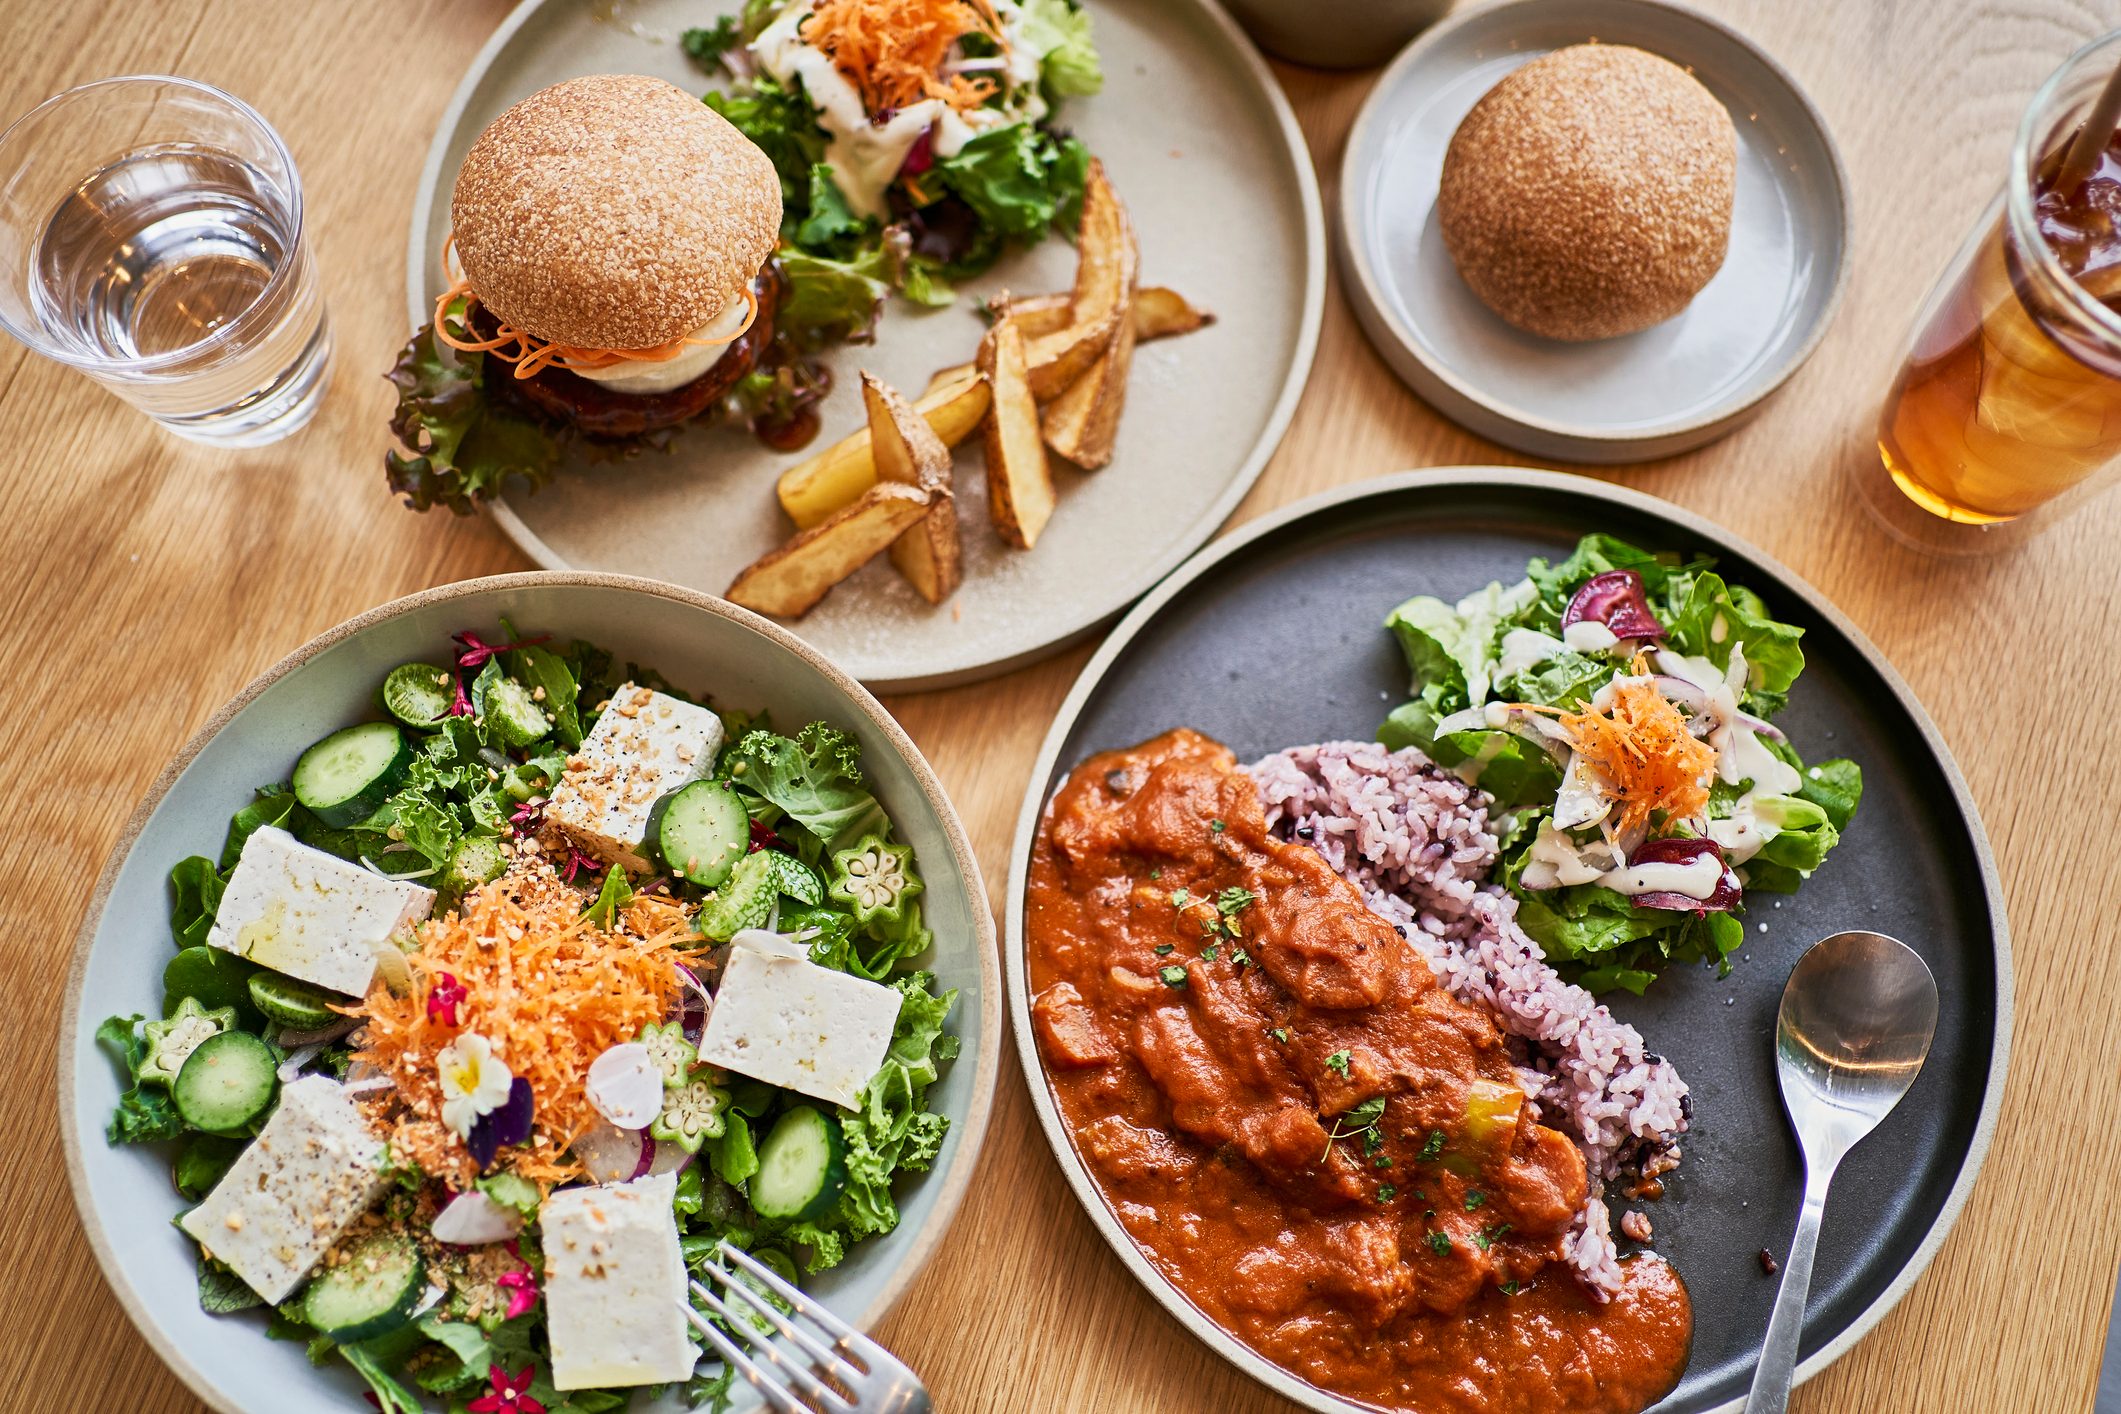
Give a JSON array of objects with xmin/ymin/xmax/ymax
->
[
  {"xmin": 548, "ymin": 683, "xmax": 724, "ymax": 871},
  {"xmin": 540, "ymin": 1171, "xmax": 696, "ymax": 1390},
  {"xmin": 179, "ymin": 1076, "xmax": 388, "ymax": 1303},
  {"xmin": 207, "ymin": 825, "xmax": 434, "ymax": 996},
  {"xmin": 697, "ymin": 940, "xmax": 904, "ymax": 1110}
]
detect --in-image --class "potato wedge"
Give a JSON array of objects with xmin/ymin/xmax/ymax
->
[
  {"xmin": 776, "ymin": 375, "xmax": 991, "ymax": 529},
  {"xmin": 1011, "ymin": 161, "xmax": 1138, "ymax": 401},
  {"xmin": 980, "ymin": 321, "xmax": 1055, "ymax": 549},
  {"xmin": 727, "ymin": 482, "xmax": 933, "ymax": 618},
  {"xmin": 1000, "ymin": 286, "xmax": 1211, "ymax": 341},
  {"xmin": 924, "ymin": 361, "xmax": 976, "ymax": 396},
  {"xmin": 1041, "ymin": 307, "xmax": 1136, "ymax": 470},
  {"xmin": 863, "ymin": 372, "xmax": 960, "ymax": 605}
]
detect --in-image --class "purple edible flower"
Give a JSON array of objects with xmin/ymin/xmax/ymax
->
[
  {"xmin": 560, "ymin": 845, "xmax": 600, "ymax": 884},
  {"xmin": 452, "ymin": 629, "xmax": 551, "ymax": 670},
  {"xmin": 1563, "ymin": 570, "xmax": 1666, "ymax": 642},
  {"xmin": 465, "ymin": 1077, "xmax": 534, "ymax": 1170}
]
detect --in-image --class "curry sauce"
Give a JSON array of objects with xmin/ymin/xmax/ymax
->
[{"xmin": 1026, "ymin": 729, "xmax": 1691, "ymax": 1413}]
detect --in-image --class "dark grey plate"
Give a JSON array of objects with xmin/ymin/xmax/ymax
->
[{"xmin": 1003, "ymin": 469, "xmax": 2009, "ymax": 1413}]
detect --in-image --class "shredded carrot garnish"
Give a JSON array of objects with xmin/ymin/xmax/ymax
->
[
  {"xmin": 432, "ymin": 234, "xmax": 758, "ymax": 380},
  {"xmin": 804, "ymin": 0, "xmax": 1008, "ymax": 114},
  {"xmin": 350, "ymin": 862, "xmax": 700, "ymax": 1190},
  {"xmin": 1557, "ymin": 671, "xmax": 1717, "ymax": 841}
]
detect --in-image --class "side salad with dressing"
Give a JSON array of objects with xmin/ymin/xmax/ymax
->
[
  {"xmin": 684, "ymin": 0, "xmax": 1101, "ymax": 329},
  {"xmin": 98, "ymin": 626, "xmax": 957, "ymax": 1413},
  {"xmin": 1379, "ymin": 535, "xmax": 1863, "ymax": 993}
]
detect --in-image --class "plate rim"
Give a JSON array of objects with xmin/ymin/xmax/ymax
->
[
  {"xmin": 403, "ymin": 0, "xmax": 1329, "ymax": 692},
  {"xmin": 1335, "ymin": 0, "xmax": 1854, "ymax": 464},
  {"xmin": 58, "ymin": 569, "xmax": 1003, "ymax": 1414},
  {"xmin": 1001, "ymin": 466, "xmax": 2012, "ymax": 1413}
]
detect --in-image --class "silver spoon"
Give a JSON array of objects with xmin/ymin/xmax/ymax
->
[{"xmin": 1745, "ymin": 931, "xmax": 1938, "ymax": 1413}]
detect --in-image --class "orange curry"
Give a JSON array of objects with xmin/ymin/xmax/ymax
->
[{"xmin": 1026, "ymin": 729, "xmax": 1690, "ymax": 1413}]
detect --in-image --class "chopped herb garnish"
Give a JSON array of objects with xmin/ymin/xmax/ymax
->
[
  {"xmin": 1378, "ymin": 1184, "xmax": 1398, "ymax": 1202},
  {"xmin": 1375, "ymin": 1155, "xmax": 1393, "ymax": 1169},
  {"xmin": 1153, "ymin": 943, "xmax": 1175, "ymax": 956},
  {"xmin": 1501, "ymin": 1279, "xmax": 1521, "ymax": 1296},
  {"xmin": 1202, "ymin": 944, "xmax": 1220, "ymax": 961},
  {"xmin": 1168, "ymin": 888, "xmax": 1191, "ymax": 909},
  {"xmin": 1427, "ymin": 1231, "xmax": 1453, "ymax": 1256},
  {"xmin": 1362, "ymin": 1127, "xmax": 1385, "ymax": 1156},
  {"xmin": 1465, "ymin": 1191, "xmax": 1487, "ymax": 1211},
  {"xmin": 1473, "ymin": 1223, "xmax": 1514, "ymax": 1252},
  {"xmin": 1210, "ymin": 818, "xmax": 1226, "ymax": 833},
  {"xmin": 1216, "ymin": 887, "xmax": 1256, "ymax": 916},
  {"xmin": 1149, "ymin": 868, "xmax": 1162, "ymax": 880},
  {"xmin": 1324, "ymin": 1050, "xmax": 1352, "ymax": 1077},
  {"xmin": 1418, "ymin": 1129, "xmax": 1446, "ymax": 1162},
  {"xmin": 1159, "ymin": 965, "xmax": 1188, "ymax": 988},
  {"xmin": 1270, "ymin": 1027, "xmax": 1290, "ymax": 1043},
  {"xmin": 1232, "ymin": 949, "xmax": 1251, "ymax": 968},
  {"xmin": 1319, "ymin": 1092, "xmax": 1388, "ymax": 1160}
]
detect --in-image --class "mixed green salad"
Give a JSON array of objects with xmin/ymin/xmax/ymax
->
[
  {"xmin": 685, "ymin": 0, "xmax": 1101, "ymax": 329},
  {"xmin": 99, "ymin": 625, "xmax": 958, "ymax": 1412},
  {"xmin": 1378, "ymin": 535, "xmax": 1863, "ymax": 993}
]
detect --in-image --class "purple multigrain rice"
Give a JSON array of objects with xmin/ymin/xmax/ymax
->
[{"xmin": 1246, "ymin": 739, "xmax": 1690, "ymax": 1300}]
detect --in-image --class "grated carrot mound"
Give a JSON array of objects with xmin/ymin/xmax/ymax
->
[
  {"xmin": 1559, "ymin": 675, "xmax": 1717, "ymax": 841},
  {"xmin": 351, "ymin": 861, "xmax": 699, "ymax": 1190},
  {"xmin": 805, "ymin": 0, "xmax": 1008, "ymax": 114}
]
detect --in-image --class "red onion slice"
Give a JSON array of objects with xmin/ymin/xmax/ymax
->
[
  {"xmin": 1627, "ymin": 837, "xmax": 1742, "ymax": 913},
  {"xmin": 574, "ymin": 1117, "xmax": 650, "ymax": 1184},
  {"xmin": 1564, "ymin": 570, "xmax": 1666, "ymax": 642}
]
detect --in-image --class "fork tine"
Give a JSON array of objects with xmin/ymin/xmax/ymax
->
[
  {"xmin": 716, "ymin": 1240, "xmax": 859, "ymax": 1344},
  {"xmin": 694, "ymin": 1271, "xmax": 861, "ymax": 1384},
  {"xmin": 687, "ymin": 1280, "xmax": 855, "ymax": 1410},
  {"xmin": 678, "ymin": 1302, "xmax": 809, "ymax": 1414}
]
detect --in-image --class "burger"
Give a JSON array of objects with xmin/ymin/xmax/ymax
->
[{"xmin": 436, "ymin": 73, "xmax": 784, "ymax": 438}]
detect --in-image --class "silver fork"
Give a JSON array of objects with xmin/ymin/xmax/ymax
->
[{"xmin": 680, "ymin": 1240, "xmax": 932, "ymax": 1414}]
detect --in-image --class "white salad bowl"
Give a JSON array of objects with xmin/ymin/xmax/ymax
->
[{"xmin": 58, "ymin": 572, "xmax": 999, "ymax": 1412}]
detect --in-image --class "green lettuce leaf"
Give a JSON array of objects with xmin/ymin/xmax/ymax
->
[
  {"xmin": 1019, "ymin": 0, "xmax": 1102, "ymax": 97},
  {"xmin": 1664, "ymin": 573, "xmax": 1806, "ymax": 714},
  {"xmin": 776, "ymin": 248, "xmax": 889, "ymax": 348},
  {"xmin": 934, "ymin": 124, "xmax": 1090, "ymax": 242},
  {"xmin": 169, "ymin": 855, "xmax": 224, "ymax": 948},
  {"xmin": 384, "ymin": 313, "xmax": 560, "ymax": 516},
  {"xmin": 97, "ymin": 1014, "xmax": 188, "ymax": 1144},
  {"xmin": 794, "ymin": 163, "xmax": 871, "ymax": 253},
  {"xmin": 723, "ymin": 724, "xmax": 887, "ymax": 851},
  {"xmin": 681, "ymin": 16, "xmax": 743, "ymax": 74},
  {"xmin": 1376, "ymin": 701, "xmax": 1559, "ymax": 809}
]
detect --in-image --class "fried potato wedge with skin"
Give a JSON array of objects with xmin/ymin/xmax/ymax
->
[
  {"xmin": 980, "ymin": 321, "xmax": 1055, "ymax": 549},
  {"xmin": 863, "ymin": 372, "xmax": 961, "ymax": 605},
  {"xmin": 1042, "ymin": 308, "xmax": 1137, "ymax": 470},
  {"xmin": 924, "ymin": 362, "xmax": 977, "ymax": 396},
  {"xmin": 776, "ymin": 375, "xmax": 991, "ymax": 529},
  {"xmin": 1000, "ymin": 285, "xmax": 1214, "ymax": 342},
  {"xmin": 727, "ymin": 482, "xmax": 933, "ymax": 618}
]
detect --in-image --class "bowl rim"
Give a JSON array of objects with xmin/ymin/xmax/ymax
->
[
  {"xmin": 1336, "ymin": 0, "xmax": 1854, "ymax": 463},
  {"xmin": 58, "ymin": 569, "xmax": 1001, "ymax": 1413},
  {"xmin": 1002, "ymin": 466, "xmax": 2011, "ymax": 1413}
]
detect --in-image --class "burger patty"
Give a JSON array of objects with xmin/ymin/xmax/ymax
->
[{"xmin": 477, "ymin": 266, "xmax": 781, "ymax": 439}]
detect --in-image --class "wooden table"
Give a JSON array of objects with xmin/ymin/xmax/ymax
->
[{"xmin": 6, "ymin": 0, "xmax": 2119, "ymax": 1408}]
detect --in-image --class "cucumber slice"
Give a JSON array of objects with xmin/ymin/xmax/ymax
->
[
  {"xmin": 481, "ymin": 675, "xmax": 551, "ymax": 748},
  {"xmin": 172, "ymin": 1030, "xmax": 279, "ymax": 1135},
  {"xmin": 659, "ymin": 780, "xmax": 749, "ymax": 889},
  {"xmin": 293, "ymin": 722, "xmax": 412, "ymax": 828},
  {"xmin": 441, "ymin": 832, "xmax": 507, "ymax": 896},
  {"xmin": 247, "ymin": 972, "xmax": 353, "ymax": 1030},
  {"xmin": 763, "ymin": 852, "xmax": 823, "ymax": 905},
  {"xmin": 696, "ymin": 852, "xmax": 777, "ymax": 942},
  {"xmin": 381, "ymin": 663, "xmax": 456, "ymax": 728},
  {"xmin": 749, "ymin": 1105, "xmax": 848, "ymax": 1221},
  {"xmin": 301, "ymin": 1230, "xmax": 425, "ymax": 1341},
  {"xmin": 164, "ymin": 947, "xmax": 266, "ymax": 1028}
]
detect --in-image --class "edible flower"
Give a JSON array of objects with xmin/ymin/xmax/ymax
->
[
  {"xmin": 437, "ymin": 1034, "xmax": 516, "ymax": 1138},
  {"xmin": 508, "ymin": 797, "xmax": 545, "ymax": 836},
  {"xmin": 496, "ymin": 1265, "xmax": 539, "ymax": 1321},
  {"xmin": 427, "ymin": 971, "xmax": 468, "ymax": 1027},
  {"xmin": 560, "ymin": 844, "xmax": 601, "ymax": 885},
  {"xmin": 452, "ymin": 630, "xmax": 550, "ymax": 670},
  {"xmin": 450, "ymin": 675, "xmax": 473, "ymax": 718},
  {"xmin": 467, "ymin": 1363, "xmax": 545, "ymax": 1414}
]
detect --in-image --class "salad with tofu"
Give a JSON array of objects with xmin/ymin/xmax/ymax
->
[
  {"xmin": 1377, "ymin": 535, "xmax": 1865, "ymax": 994},
  {"xmin": 98, "ymin": 626, "xmax": 958, "ymax": 1413},
  {"xmin": 684, "ymin": 0, "xmax": 1102, "ymax": 328}
]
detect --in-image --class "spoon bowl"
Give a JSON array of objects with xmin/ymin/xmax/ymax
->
[{"xmin": 1746, "ymin": 931, "xmax": 1938, "ymax": 1413}]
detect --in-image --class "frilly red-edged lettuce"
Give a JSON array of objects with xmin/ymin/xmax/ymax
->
[{"xmin": 384, "ymin": 310, "xmax": 560, "ymax": 515}]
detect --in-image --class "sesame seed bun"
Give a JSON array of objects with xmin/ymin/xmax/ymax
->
[
  {"xmin": 451, "ymin": 74, "xmax": 782, "ymax": 351},
  {"xmin": 1438, "ymin": 45, "xmax": 1736, "ymax": 343}
]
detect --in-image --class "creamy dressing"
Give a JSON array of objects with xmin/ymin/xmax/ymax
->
[
  {"xmin": 1597, "ymin": 854, "xmax": 1727, "ymax": 900},
  {"xmin": 1520, "ymin": 820, "xmax": 1620, "ymax": 890},
  {"xmin": 1562, "ymin": 620, "xmax": 1620, "ymax": 654},
  {"xmin": 1496, "ymin": 628, "xmax": 1565, "ymax": 681},
  {"xmin": 572, "ymin": 294, "xmax": 755, "ymax": 394}
]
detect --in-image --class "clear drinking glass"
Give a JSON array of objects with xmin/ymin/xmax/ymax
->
[
  {"xmin": 0, "ymin": 76, "xmax": 330, "ymax": 446},
  {"xmin": 1876, "ymin": 32, "xmax": 2121, "ymax": 534}
]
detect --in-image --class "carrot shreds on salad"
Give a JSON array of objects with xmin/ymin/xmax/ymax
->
[{"xmin": 1558, "ymin": 674, "xmax": 1717, "ymax": 841}]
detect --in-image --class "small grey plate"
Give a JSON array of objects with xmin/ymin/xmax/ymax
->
[
  {"xmin": 1338, "ymin": 0, "xmax": 1851, "ymax": 463},
  {"xmin": 407, "ymin": 0, "xmax": 1325, "ymax": 692}
]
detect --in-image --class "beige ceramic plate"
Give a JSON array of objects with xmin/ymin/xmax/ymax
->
[
  {"xmin": 407, "ymin": 0, "xmax": 1325, "ymax": 691},
  {"xmin": 61, "ymin": 573, "xmax": 999, "ymax": 1412}
]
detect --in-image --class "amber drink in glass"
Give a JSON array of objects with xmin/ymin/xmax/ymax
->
[{"xmin": 1879, "ymin": 34, "xmax": 2121, "ymax": 524}]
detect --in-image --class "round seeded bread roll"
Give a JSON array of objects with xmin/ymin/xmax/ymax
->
[
  {"xmin": 1438, "ymin": 44, "xmax": 1736, "ymax": 342},
  {"xmin": 451, "ymin": 74, "xmax": 782, "ymax": 351}
]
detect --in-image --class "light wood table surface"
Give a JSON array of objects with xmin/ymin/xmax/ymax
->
[{"xmin": 5, "ymin": 0, "xmax": 2119, "ymax": 1409}]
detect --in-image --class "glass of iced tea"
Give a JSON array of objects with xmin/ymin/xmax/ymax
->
[{"xmin": 1879, "ymin": 33, "xmax": 2121, "ymax": 526}]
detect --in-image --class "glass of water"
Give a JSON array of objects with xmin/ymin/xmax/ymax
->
[{"xmin": 0, "ymin": 75, "xmax": 330, "ymax": 446}]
